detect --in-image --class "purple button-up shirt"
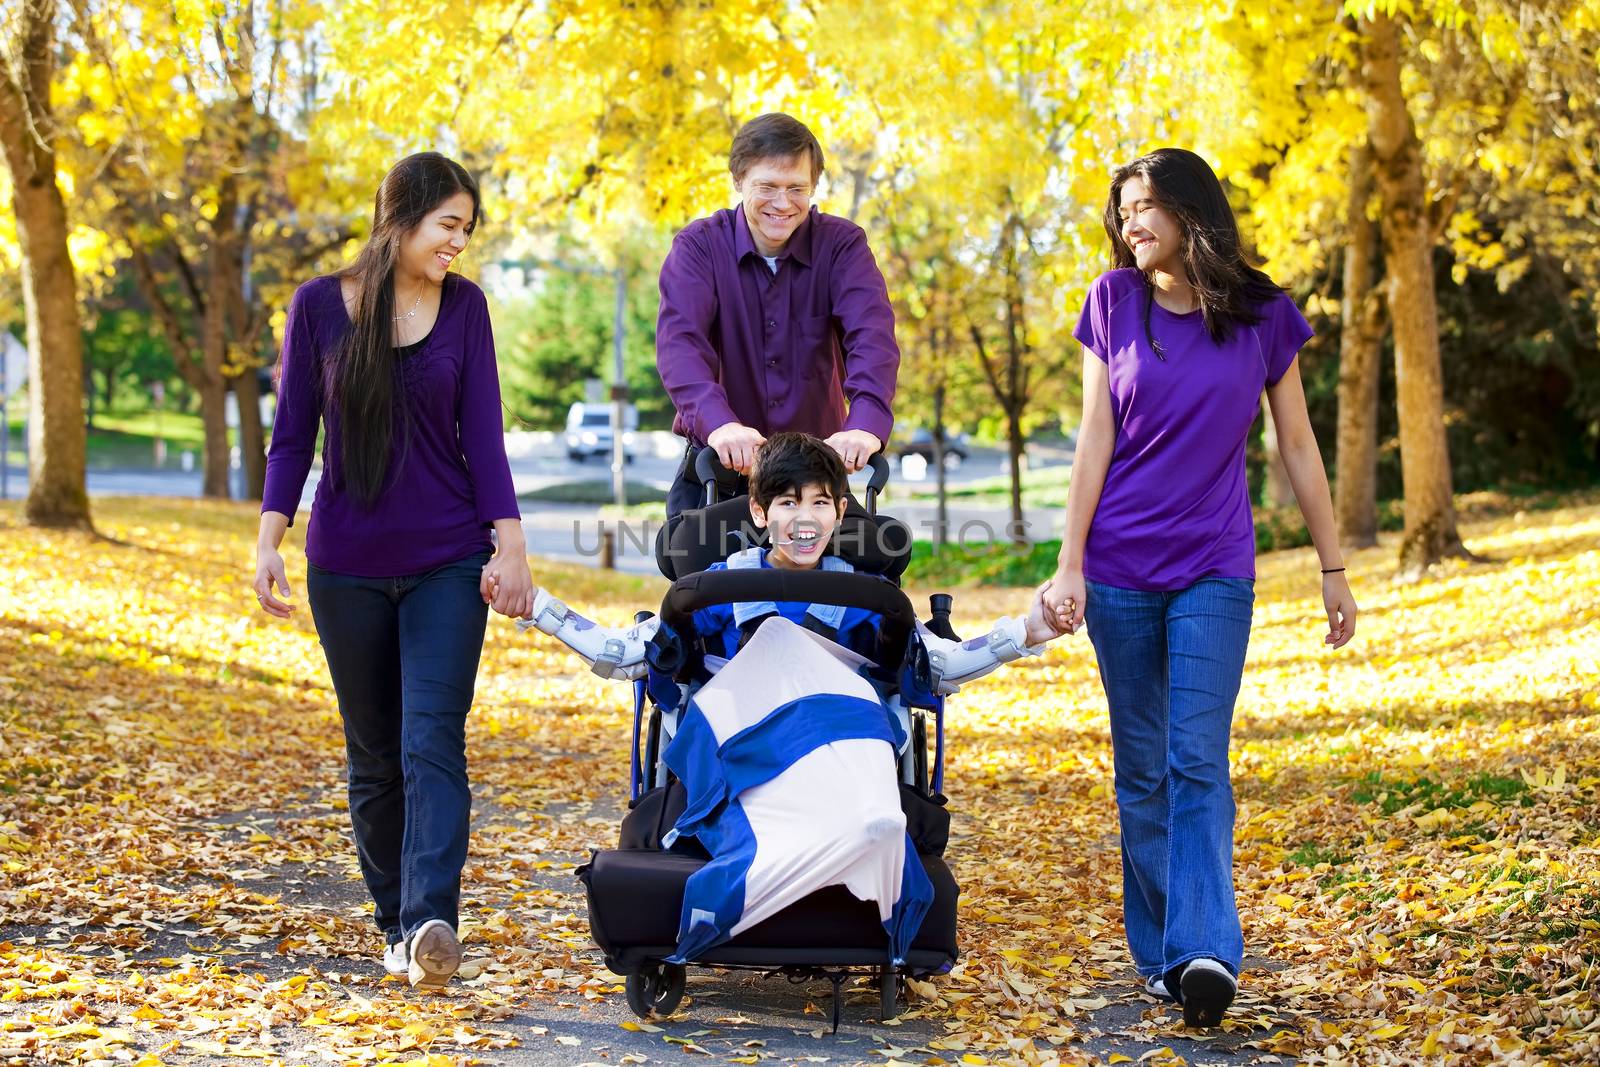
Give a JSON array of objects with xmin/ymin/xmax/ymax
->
[{"xmin": 656, "ymin": 206, "xmax": 900, "ymax": 444}]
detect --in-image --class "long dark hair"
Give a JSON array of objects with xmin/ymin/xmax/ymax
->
[
  {"xmin": 329, "ymin": 152, "xmax": 480, "ymax": 505},
  {"xmin": 1103, "ymin": 147, "xmax": 1281, "ymax": 359}
]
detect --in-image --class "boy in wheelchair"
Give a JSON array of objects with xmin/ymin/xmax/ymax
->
[
  {"xmin": 524, "ymin": 432, "xmax": 1065, "ymax": 688},
  {"xmin": 521, "ymin": 433, "xmax": 1065, "ymax": 964}
]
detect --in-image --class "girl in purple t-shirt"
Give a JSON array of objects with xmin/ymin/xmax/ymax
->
[{"xmin": 1044, "ymin": 149, "xmax": 1357, "ymax": 1027}]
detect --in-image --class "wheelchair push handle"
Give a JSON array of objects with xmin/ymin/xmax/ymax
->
[
  {"xmin": 925, "ymin": 592, "xmax": 961, "ymax": 642},
  {"xmin": 693, "ymin": 445, "xmax": 891, "ymax": 515}
]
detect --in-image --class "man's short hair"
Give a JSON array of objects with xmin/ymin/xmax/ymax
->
[
  {"xmin": 750, "ymin": 433, "xmax": 848, "ymax": 511},
  {"xmin": 729, "ymin": 113, "xmax": 825, "ymax": 185}
]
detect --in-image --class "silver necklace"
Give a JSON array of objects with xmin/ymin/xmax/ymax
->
[{"xmin": 392, "ymin": 290, "xmax": 423, "ymax": 322}]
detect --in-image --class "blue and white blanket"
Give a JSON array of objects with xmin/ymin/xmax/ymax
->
[{"xmin": 662, "ymin": 616, "xmax": 933, "ymax": 964}]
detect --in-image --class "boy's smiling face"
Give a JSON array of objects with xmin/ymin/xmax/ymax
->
[{"xmin": 750, "ymin": 481, "xmax": 846, "ymax": 569}]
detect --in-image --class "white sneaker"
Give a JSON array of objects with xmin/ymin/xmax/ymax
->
[
  {"xmin": 1177, "ymin": 957, "xmax": 1237, "ymax": 1027},
  {"xmin": 406, "ymin": 919, "xmax": 461, "ymax": 991},
  {"xmin": 1143, "ymin": 974, "xmax": 1175, "ymax": 1001},
  {"xmin": 382, "ymin": 940, "xmax": 408, "ymax": 976}
]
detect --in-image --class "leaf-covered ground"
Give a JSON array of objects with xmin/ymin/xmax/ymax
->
[{"xmin": 2, "ymin": 496, "xmax": 1596, "ymax": 1066}]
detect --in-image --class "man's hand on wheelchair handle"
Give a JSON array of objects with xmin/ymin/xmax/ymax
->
[{"xmin": 708, "ymin": 422, "xmax": 766, "ymax": 474}]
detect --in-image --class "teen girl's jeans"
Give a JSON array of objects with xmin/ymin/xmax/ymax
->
[
  {"xmin": 307, "ymin": 550, "xmax": 492, "ymax": 945},
  {"xmin": 1084, "ymin": 577, "xmax": 1254, "ymax": 980}
]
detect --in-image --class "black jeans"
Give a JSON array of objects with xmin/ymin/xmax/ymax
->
[{"xmin": 306, "ymin": 549, "xmax": 491, "ymax": 944}]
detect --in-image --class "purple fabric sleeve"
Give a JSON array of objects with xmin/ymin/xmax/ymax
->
[
  {"xmin": 1264, "ymin": 293, "xmax": 1314, "ymax": 385},
  {"xmin": 458, "ymin": 288, "xmax": 520, "ymax": 524},
  {"xmin": 261, "ymin": 281, "xmax": 321, "ymax": 523},
  {"xmin": 828, "ymin": 226, "xmax": 899, "ymax": 442},
  {"xmin": 656, "ymin": 232, "xmax": 742, "ymax": 442},
  {"xmin": 1072, "ymin": 274, "xmax": 1114, "ymax": 363}
]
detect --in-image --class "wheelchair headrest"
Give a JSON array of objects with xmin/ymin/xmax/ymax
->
[{"xmin": 654, "ymin": 495, "xmax": 912, "ymax": 581}]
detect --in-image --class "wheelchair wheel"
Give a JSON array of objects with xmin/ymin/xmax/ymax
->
[
  {"xmin": 878, "ymin": 966, "xmax": 901, "ymax": 1021},
  {"xmin": 625, "ymin": 961, "xmax": 686, "ymax": 1018}
]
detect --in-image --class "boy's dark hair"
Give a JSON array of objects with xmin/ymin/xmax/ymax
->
[
  {"xmin": 729, "ymin": 113, "xmax": 825, "ymax": 185},
  {"xmin": 750, "ymin": 433, "xmax": 848, "ymax": 511}
]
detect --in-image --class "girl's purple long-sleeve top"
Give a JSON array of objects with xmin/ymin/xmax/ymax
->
[{"xmin": 261, "ymin": 274, "xmax": 520, "ymax": 578}]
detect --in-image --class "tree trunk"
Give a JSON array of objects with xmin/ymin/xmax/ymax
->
[
  {"xmin": 197, "ymin": 177, "xmax": 243, "ymax": 499},
  {"xmin": 1001, "ymin": 219, "xmax": 1029, "ymax": 544},
  {"xmin": 0, "ymin": 0, "xmax": 91, "ymax": 529},
  {"xmin": 931, "ymin": 379, "xmax": 948, "ymax": 550},
  {"xmin": 231, "ymin": 367, "xmax": 266, "ymax": 499},
  {"xmin": 968, "ymin": 213, "xmax": 1037, "ymax": 547},
  {"xmin": 196, "ymin": 377, "xmax": 230, "ymax": 497},
  {"xmin": 1006, "ymin": 407, "xmax": 1025, "ymax": 545},
  {"xmin": 1260, "ymin": 392, "xmax": 1295, "ymax": 507},
  {"xmin": 1335, "ymin": 141, "xmax": 1384, "ymax": 548},
  {"xmin": 1361, "ymin": 14, "xmax": 1465, "ymax": 578}
]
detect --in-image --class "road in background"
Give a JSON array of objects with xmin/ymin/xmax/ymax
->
[{"xmin": 3, "ymin": 431, "xmax": 1071, "ymax": 575}]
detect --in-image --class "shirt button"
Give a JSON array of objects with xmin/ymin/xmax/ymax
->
[
  {"xmin": 766, "ymin": 320, "xmax": 776, "ymax": 329},
  {"xmin": 769, "ymin": 400, "xmax": 778, "ymax": 408},
  {"xmin": 767, "ymin": 359, "xmax": 777, "ymax": 366}
]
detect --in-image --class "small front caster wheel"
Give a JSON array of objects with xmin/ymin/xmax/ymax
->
[
  {"xmin": 625, "ymin": 961, "xmax": 687, "ymax": 1018},
  {"xmin": 879, "ymin": 966, "xmax": 901, "ymax": 1021}
]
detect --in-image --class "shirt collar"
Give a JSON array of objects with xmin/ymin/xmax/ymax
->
[{"xmin": 733, "ymin": 205, "xmax": 816, "ymax": 268}]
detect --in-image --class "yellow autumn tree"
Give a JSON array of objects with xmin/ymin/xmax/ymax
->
[
  {"xmin": 1, "ymin": 0, "xmax": 91, "ymax": 528},
  {"xmin": 60, "ymin": 0, "xmax": 363, "ymax": 499},
  {"xmin": 1189, "ymin": 0, "xmax": 1600, "ymax": 575}
]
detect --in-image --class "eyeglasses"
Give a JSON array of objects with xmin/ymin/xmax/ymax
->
[{"xmin": 748, "ymin": 183, "xmax": 813, "ymax": 204}]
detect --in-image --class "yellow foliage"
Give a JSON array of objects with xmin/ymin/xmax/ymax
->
[{"xmin": 1, "ymin": 495, "xmax": 1598, "ymax": 1062}]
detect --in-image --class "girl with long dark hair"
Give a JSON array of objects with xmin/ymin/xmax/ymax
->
[
  {"xmin": 252, "ymin": 152, "xmax": 532, "ymax": 990},
  {"xmin": 1044, "ymin": 148, "xmax": 1357, "ymax": 1026}
]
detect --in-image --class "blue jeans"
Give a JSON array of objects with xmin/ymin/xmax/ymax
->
[
  {"xmin": 1084, "ymin": 577, "xmax": 1254, "ymax": 979},
  {"xmin": 307, "ymin": 550, "xmax": 491, "ymax": 944}
]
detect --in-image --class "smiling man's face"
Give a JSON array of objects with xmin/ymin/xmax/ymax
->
[{"xmin": 736, "ymin": 155, "xmax": 815, "ymax": 258}]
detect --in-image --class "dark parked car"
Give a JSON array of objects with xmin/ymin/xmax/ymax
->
[{"xmin": 895, "ymin": 428, "xmax": 969, "ymax": 468}]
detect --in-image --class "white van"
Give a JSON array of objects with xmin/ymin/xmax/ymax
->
[{"xmin": 565, "ymin": 402, "xmax": 638, "ymax": 462}]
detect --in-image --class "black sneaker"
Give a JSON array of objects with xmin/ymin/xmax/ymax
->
[{"xmin": 1169, "ymin": 957, "xmax": 1236, "ymax": 1027}]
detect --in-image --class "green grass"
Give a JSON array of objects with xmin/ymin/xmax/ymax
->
[
  {"xmin": 903, "ymin": 539, "xmax": 1059, "ymax": 587},
  {"xmin": 519, "ymin": 480, "xmax": 668, "ymax": 507},
  {"xmin": 894, "ymin": 465, "xmax": 1071, "ymax": 509},
  {"xmin": 1349, "ymin": 771, "xmax": 1530, "ymax": 815},
  {"xmin": 88, "ymin": 407, "xmax": 207, "ymax": 446},
  {"xmin": 1287, "ymin": 841, "xmax": 1354, "ymax": 868},
  {"xmin": 5, "ymin": 407, "xmax": 208, "ymax": 466}
]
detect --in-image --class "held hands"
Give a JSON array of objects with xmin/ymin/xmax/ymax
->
[
  {"xmin": 1323, "ymin": 570, "xmax": 1358, "ymax": 649},
  {"xmin": 823, "ymin": 429, "xmax": 881, "ymax": 473},
  {"xmin": 1041, "ymin": 566, "xmax": 1086, "ymax": 636},
  {"xmin": 708, "ymin": 422, "xmax": 767, "ymax": 474},
  {"xmin": 481, "ymin": 545, "xmax": 535, "ymax": 619},
  {"xmin": 1025, "ymin": 579, "xmax": 1074, "ymax": 645},
  {"xmin": 252, "ymin": 545, "xmax": 295, "ymax": 619}
]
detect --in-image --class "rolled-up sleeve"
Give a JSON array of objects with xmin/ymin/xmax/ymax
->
[
  {"xmin": 657, "ymin": 232, "xmax": 740, "ymax": 442},
  {"xmin": 457, "ymin": 290, "xmax": 520, "ymax": 524},
  {"xmin": 827, "ymin": 227, "xmax": 899, "ymax": 443},
  {"xmin": 261, "ymin": 282, "xmax": 321, "ymax": 523}
]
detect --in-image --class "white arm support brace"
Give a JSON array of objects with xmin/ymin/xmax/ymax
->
[
  {"xmin": 920, "ymin": 616, "xmax": 1045, "ymax": 694},
  {"xmin": 516, "ymin": 588, "xmax": 659, "ymax": 681}
]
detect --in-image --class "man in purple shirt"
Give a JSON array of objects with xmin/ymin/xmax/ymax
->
[{"xmin": 656, "ymin": 113, "xmax": 901, "ymax": 515}]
